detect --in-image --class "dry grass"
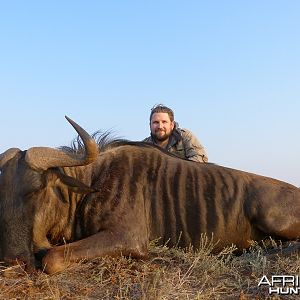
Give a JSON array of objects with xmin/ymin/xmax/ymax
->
[{"xmin": 1, "ymin": 236, "xmax": 300, "ymax": 299}]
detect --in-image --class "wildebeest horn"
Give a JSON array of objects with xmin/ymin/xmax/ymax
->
[
  {"xmin": 25, "ymin": 116, "xmax": 99, "ymax": 170},
  {"xmin": 0, "ymin": 148, "xmax": 21, "ymax": 168}
]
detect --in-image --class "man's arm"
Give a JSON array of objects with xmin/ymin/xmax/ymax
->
[{"xmin": 181, "ymin": 129, "xmax": 208, "ymax": 163}]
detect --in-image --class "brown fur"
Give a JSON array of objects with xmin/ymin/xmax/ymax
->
[{"xmin": 1, "ymin": 122, "xmax": 300, "ymax": 274}]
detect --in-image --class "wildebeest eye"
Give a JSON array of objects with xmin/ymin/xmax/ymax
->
[{"xmin": 21, "ymin": 169, "xmax": 44, "ymax": 195}]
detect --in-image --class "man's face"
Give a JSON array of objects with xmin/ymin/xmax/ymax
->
[{"xmin": 150, "ymin": 112, "xmax": 175, "ymax": 142}]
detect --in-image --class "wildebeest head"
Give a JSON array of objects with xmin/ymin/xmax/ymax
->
[{"xmin": 0, "ymin": 117, "xmax": 98, "ymax": 272}]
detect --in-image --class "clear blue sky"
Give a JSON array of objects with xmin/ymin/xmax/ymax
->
[{"xmin": 1, "ymin": 1, "xmax": 299, "ymax": 186}]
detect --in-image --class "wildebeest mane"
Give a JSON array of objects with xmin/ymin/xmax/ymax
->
[
  {"xmin": 59, "ymin": 130, "xmax": 188, "ymax": 160},
  {"xmin": 59, "ymin": 130, "xmax": 127, "ymax": 154}
]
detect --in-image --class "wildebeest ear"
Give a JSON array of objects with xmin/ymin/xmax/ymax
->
[{"xmin": 57, "ymin": 172, "xmax": 97, "ymax": 194}]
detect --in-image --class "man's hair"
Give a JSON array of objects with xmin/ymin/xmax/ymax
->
[{"xmin": 150, "ymin": 104, "xmax": 174, "ymax": 122}]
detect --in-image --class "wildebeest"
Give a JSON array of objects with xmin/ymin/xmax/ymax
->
[{"xmin": 0, "ymin": 116, "xmax": 300, "ymax": 274}]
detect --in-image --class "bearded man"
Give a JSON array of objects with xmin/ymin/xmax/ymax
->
[{"xmin": 143, "ymin": 104, "xmax": 208, "ymax": 163}]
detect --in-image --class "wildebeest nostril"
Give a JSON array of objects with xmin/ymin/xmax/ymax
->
[{"xmin": 34, "ymin": 249, "xmax": 49, "ymax": 270}]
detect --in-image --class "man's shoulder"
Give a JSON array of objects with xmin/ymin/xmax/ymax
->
[
  {"xmin": 180, "ymin": 128, "xmax": 191, "ymax": 133},
  {"xmin": 179, "ymin": 128, "xmax": 195, "ymax": 138}
]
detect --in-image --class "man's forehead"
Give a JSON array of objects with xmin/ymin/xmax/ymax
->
[{"xmin": 151, "ymin": 112, "xmax": 172, "ymax": 122}]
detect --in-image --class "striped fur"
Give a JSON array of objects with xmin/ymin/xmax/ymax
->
[{"xmin": 1, "ymin": 135, "xmax": 300, "ymax": 274}]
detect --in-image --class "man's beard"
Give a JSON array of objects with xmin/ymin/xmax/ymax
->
[{"xmin": 152, "ymin": 130, "xmax": 172, "ymax": 142}]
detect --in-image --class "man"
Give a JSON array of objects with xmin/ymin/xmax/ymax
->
[{"xmin": 143, "ymin": 104, "xmax": 208, "ymax": 163}]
